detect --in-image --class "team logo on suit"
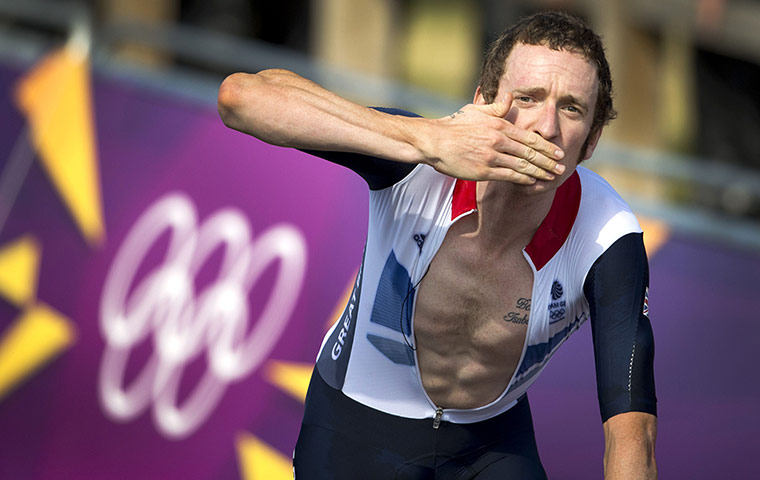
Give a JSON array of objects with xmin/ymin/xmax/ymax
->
[{"xmin": 548, "ymin": 279, "xmax": 566, "ymax": 324}]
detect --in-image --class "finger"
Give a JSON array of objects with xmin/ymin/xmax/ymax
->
[
  {"xmin": 473, "ymin": 101, "xmax": 506, "ymax": 118},
  {"xmin": 475, "ymin": 94, "xmax": 512, "ymax": 118},
  {"xmin": 484, "ymin": 93, "xmax": 513, "ymax": 119},
  {"xmin": 500, "ymin": 92, "xmax": 514, "ymax": 118},
  {"xmin": 502, "ymin": 123, "xmax": 565, "ymax": 167},
  {"xmin": 494, "ymin": 152, "xmax": 556, "ymax": 181},
  {"xmin": 485, "ymin": 167, "xmax": 538, "ymax": 185},
  {"xmin": 493, "ymin": 132, "xmax": 563, "ymax": 176},
  {"xmin": 521, "ymin": 143, "xmax": 563, "ymax": 177}
]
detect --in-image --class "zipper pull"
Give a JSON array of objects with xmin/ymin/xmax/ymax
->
[{"xmin": 432, "ymin": 408, "xmax": 443, "ymax": 429}]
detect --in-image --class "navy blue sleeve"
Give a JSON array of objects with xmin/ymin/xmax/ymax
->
[
  {"xmin": 584, "ymin": 232, "xmax": 657, "ymax": 422},
  {"xmin": 300, "ymin": 107, "xmax": 420, "ymax": 190}
]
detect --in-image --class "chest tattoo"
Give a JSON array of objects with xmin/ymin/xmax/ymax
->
[{"xmin": 503, "ymin": 297, "xmax": 531, "ymax": 325}]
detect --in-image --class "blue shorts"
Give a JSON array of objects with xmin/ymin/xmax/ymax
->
[{"xmin": 293, "ymin": 371, "xmax": 547, "ymax": 479}]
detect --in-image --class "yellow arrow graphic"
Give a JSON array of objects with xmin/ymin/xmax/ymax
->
[
  {"xmin": 236, "ymin": 433, "xmax": 293, "ymax": 480},
  {"xmin": 0, "ymin": 302, "xmax": 76, "ymax": 400}
]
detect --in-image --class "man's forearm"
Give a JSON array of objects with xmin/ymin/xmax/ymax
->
[
  {"xmin": 217, "ymin": 69, "xmax": 424, "ymax": 162},
  {"xmin": 603, "ymin": 412, "xmax": 657, "ymax": 479}
]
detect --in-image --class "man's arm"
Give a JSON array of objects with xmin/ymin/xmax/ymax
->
[
  {"xmin": 301, "ymin": 107, "xmax": 420, "ymax": 190},
  {"xmin": 584, "ymin": 233, "xmax": 658, "ymax": 479},
  {"xmin": 217, "ymin": 69, "xmax": 565, "ymax": 184},
  {"xmin": 603, "ymin": 412, "xmax": 657, "ymax": 479}
]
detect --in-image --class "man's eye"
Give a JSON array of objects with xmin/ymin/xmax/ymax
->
[
  {"xmin": 565, "ymin": 105, "xmax": 581, "ymax": 114},
  {"xmin": 516, "ymin": 96, "xmax": 533, "ymax": 103}
]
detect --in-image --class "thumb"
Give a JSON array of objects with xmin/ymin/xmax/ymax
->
[
  {"xmin": 484, "ymin": 92, "xmax": 512, "ymax": 118},
  {"xmin": 497, "ymin": 92, "xmax": 513, "ymax": 118}
]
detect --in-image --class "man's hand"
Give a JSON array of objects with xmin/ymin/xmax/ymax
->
[
  {"xmin": 603, "ymin": 412, "xmax": 657, "ymax": 479},
  {"xmin": 416, "ymin": 94, "xmax": 566, "ymax": 184}
]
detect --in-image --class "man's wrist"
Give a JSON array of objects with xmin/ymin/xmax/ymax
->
[{"xmin": 389, "ymin": 114, "xmax": 437, "ymax": 166}]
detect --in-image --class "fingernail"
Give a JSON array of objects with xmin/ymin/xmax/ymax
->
[
  {"xmin": 554, "ymin": 164, "xmax": 566, "ymax": 174},
  {"xmin": 555, "ymin": 149, "xmax": 564, "ymax": 159},
  {"xmin": 545, "ymin": 174, "xmax": 555, "ymax": 181}
]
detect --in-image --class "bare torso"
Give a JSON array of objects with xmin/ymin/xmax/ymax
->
[{"xmin": 414, "ymin": 213, "xmax": 535, "ymax": 409}]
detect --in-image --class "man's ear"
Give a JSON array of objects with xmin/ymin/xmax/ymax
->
[
  {"xmin": 581, "ymin": 127, "xmax": 603, "ymax": 161},
  {"xmin": 473, "ymin": 86, "xmax": 486, "ymax": 105}
]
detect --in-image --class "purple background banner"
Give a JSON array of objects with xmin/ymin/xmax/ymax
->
[
  {"xmin": 0, "ymin": 63, "xmax": 367, "ymax": 479},
  {"xmin": 0, "ymin": 61, "xmax": 758, "ymax": 479}
]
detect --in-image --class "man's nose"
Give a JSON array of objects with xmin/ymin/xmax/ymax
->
[{"xmin": 533, "ymin": 104, "xmax": 560, "ymax": 140}]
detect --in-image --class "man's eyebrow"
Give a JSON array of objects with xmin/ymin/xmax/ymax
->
[
  {"xmin": 514, "ymin": 87, "xmax": 546, "ymax": 97},
  {"xmin": 514, "ymin": 87, "xmax": 589, "ymax": 112}
]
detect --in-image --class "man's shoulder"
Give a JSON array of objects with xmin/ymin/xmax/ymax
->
[
  {"xmin": 371, "ymin": 163, "xmax": 452, "ymax": 195},
  {"xmin": 577, "ymin": 166, "xmax": 635, "ymax": 214},
  {"xmin": 368, "ymin": 164, "xmax": 457, "ymax": 230},
  {"xmin": 574, "ymin": 166, "xmax": 641, "ymax": 246},
  {"xmin": 577, "ymin": 166, "xmax": 622, "ymax": 197}
]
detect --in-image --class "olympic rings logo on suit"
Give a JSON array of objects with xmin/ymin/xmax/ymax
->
[
  {"xmin": 98, "ymin": 193, "xmax": 307, "ymax": 439},
  {"xmin": 549, "ymin": 309, "xmax": 566, "ymax": 321}
]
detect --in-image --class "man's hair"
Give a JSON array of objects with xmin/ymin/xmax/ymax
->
[{"xmin": 479, "ymin": 11, "xmax": 617, "ymax": 136}]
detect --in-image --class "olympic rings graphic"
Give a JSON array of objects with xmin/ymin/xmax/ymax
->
[
  {"xmin": 98, "ymin": 193, "xmax": 307, "ymax": 439},
  {"xmin": 549, "ymin": 308, "xmax": 566, "ymax": 320}
]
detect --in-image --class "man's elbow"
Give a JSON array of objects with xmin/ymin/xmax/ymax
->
[
  {"xmin": 218, "ymin": 70, "xmax": 292, "ymax": 134},
  {"xmin": 217, "ymin": 72, "xmax": 247, "ymax": 130}
]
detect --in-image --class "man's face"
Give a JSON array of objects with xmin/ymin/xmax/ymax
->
[{"xmin": 476, "ymin": 43, "xmax": 601, "ymax": 192}]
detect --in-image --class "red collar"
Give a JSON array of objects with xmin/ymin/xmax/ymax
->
[{"xmin": 451, "ymin": 172, "xmax": 582, "ymax": 270}]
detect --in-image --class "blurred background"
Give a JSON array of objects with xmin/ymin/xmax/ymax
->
[{"xmin": 0, "ymin": 0, "xmax": 758, "ymax": 479}]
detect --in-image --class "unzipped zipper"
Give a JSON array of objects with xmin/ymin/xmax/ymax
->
[{"xmin": 432, "ymin": 407, "xmax": 444, "ymax": 429}]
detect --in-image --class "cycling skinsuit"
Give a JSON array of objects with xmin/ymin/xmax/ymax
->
[{"xmin": 293, "ymin": 108, "xmax": 656, "ymax": 479}]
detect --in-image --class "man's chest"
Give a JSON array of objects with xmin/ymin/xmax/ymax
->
[{"xmin": 412, "ymin": 230, "xmax": 535, "ymax": 352}]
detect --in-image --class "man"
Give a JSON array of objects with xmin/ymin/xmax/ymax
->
[{"xmin": 218, "ymin": 11, "xmax": 657, "ymax": 479}]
